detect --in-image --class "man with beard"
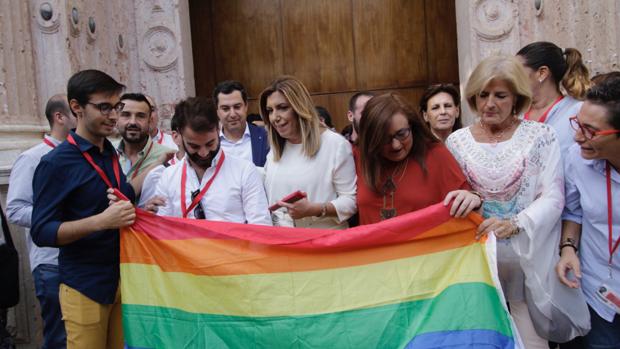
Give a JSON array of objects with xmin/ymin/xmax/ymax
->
[
  {"xmin": 147, "ymin": 97, "xmax": 271, "ymax": 225},
  {"xmin": 346, "ymin": 91, "xmax": 374, "ymax": 143},
  {"xmin": 116, "ymin": 93, "xmax": 174, "ymax": 180}
]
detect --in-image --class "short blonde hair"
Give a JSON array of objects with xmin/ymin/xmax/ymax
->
[
  {"xmin": 465, "ymin": 55, "xmax": 532, "ymax": 115},
  {"xmin": 259, "ymin": 76, "xmax": 322, "ymax": 161}
]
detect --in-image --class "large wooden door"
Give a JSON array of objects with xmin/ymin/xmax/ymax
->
[{"xmin": 189, "ymin": 0, "xmax": 459, "ymax": 132}]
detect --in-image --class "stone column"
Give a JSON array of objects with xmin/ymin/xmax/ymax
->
[
  {"xmin": 134, "ymin": 0, "xmax": 195, "ymax": 130},
  {"xmin": 455, "ymin": 0, "xmax": 620, "ymax": 125},
  {"xmin": 455, "ymin": 0, "xmax": 520, "ymax": 125},
  {"xmin": 0, "ymin": 2, "xmax": 44, "ymax": 346},
  {"xmin": 0, "ymin": 1, "xmax": 46, "ymax": 182}
]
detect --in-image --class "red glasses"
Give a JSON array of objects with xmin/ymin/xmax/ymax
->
[{"xmin": 569, "ymin": 116, "xmax": 619, "ymax": 140}]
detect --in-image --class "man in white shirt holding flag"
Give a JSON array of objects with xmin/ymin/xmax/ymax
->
[{"xmin": 145, "ymin": 96, "xmax": 271, "ymax": 225}]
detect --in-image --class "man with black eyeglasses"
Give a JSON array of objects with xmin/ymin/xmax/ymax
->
[
  {"xmin": 31, "ymin": 70, "xmax": 141, "ymax": 348},
  {"xmin": 144, "ymin": 97, "xmax": 272, "ymax": 225}
]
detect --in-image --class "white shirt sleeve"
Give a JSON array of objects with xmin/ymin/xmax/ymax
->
[
  {"xmin": 138, "ymin": 165, "xmax": 165, "ymax": 208},
  {"xmin": 328, "ymin": 136, "xmax": 357, "ymax": 222},
  {"xmin": 240, "ymin": 163, "xmax": 273, "ymax": 226},
  {"xmin": 154, "ymin": 167, "xmax": 174, "ymax": 217},
  {"xmin": 6, "ymin": 152, "xmax": 37, "ymax": 228}
]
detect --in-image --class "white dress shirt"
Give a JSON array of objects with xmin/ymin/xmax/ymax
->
[
  {"xmin": 6, "ymin": 135, "xmax": 60, "ymax": 271},
  {"xmin": 563, "ymin": 144, "xmax": 620, "ymax": 322},
  {"xmin": 138, "ymin": 154, "xmax": 185, "ymax": 207},
  {"xmin": 219, "ymin": 123, "xmax": 253, "ymax": 163},
  {"xmin": 154, "ymin": 149, "xmax": 272, "ymax": 225},
  {"xmin": 154, "ymin": 129, "xmax": 178, "ymax": 151}
]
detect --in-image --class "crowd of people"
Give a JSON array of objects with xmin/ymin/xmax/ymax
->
[{"xmin": 0, "ymin": 40, "xmax": 619, "ymax": 349}]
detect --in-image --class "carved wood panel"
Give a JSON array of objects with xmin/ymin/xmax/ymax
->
[
  {"xmin": 210, "ymin": 0, "xmax": 283, "ymax": 99},
  {"xmin": 189, "ymin": 0, "xmax": 459, "ymax": 131},
  {"xmin": 281, "ymin": 0, "xmax": 356, "ymax": 93}
]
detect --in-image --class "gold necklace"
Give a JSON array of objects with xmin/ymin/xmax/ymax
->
[{"xmin": 479, "ymin": 118, "xmax": 517, "ymax": 146}]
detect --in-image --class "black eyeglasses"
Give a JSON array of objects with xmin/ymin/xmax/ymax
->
[
  {"xmin": 86, "ymin": 101, "xmax": 125, "ymax": 116},
  {"xmin": 385, "ymin": 127, "xmax": 411, "ymax": 145},
  {"xmin": 191, "ymin": 189, "xmax": 206, "ymax": 219}
]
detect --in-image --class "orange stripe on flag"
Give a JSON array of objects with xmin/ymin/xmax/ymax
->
[{"xmin": 121, "ymin": 217, "xmax": 480, "ymax": 276}]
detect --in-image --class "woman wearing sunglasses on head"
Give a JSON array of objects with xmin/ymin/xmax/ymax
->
[
  {"xmin": 355, "ymin": 93, "xmax": 480, "ymax": 226},
  {"xmin": 557, "ymin": 77, "xmax": 620, "ymax": 349}
]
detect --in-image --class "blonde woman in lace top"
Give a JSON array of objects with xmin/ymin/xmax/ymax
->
[{"xmin": 446, "ymin": 56, "xmax": 585, "ymax": 347}]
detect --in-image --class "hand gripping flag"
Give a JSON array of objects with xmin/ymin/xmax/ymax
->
[{"xmin": 120, "ymin": 203, "xmax": 520, "ymax": 348}]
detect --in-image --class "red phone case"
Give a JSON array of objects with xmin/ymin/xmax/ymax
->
[{"xmin": 269, "ymin": 191, "xmax": 306, "ymax": 211}]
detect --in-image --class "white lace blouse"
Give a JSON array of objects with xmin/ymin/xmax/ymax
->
[{"xmin": 446, "ymin": 120, "xmax": 564, "ymax": 302}]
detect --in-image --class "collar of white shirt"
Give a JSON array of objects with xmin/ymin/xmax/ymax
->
[
  {"xmin": 44, "ymin": 134, "xmax": 62, "ymax": 146},
  {"xmin": 219, "ymin": 122, "xmax": 251, "ymax": 144},
  {"xmin": 582, "ymin": 157, "xmax": 620, "ymax": 183}
]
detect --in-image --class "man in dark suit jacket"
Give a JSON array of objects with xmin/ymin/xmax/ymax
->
[{"xmin": 214, "ymin": 81, "xmax": 269, "ymax": 167}]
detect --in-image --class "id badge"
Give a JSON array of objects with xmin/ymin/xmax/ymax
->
[{"xmin": 596, "ymin": 283, "xmax": 620, "ymax": 314}]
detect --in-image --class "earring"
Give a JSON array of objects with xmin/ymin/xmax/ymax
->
[{"xmin": 512, "ymin": 106, "xmax": 517, "ymax": 115}]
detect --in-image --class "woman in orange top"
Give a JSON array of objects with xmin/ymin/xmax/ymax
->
[{"xmin": 356, "ymin": 93, "xmax": 480, "ymax": 225}]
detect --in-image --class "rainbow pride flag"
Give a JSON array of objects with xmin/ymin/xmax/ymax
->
[{"xmin": 120, "ymin": 203, "xmax": 518, "ymax": 348}]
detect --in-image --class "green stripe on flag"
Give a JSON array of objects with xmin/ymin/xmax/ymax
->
[{"xmin": 123, "ymin": 282, "xmax": 512, "ymax": 349}]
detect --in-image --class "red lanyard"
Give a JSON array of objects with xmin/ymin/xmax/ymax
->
[
  {"xmin": 130, "ymin": 141, "xmax": 153, "ymax": 179},
  {"xmin": 43, "ymin": 138, "xmax": 56, "ymax": 148},
  {"xmin": 67, "ymin": 134, "xmax": 128, "ymax": 201},
  {"xmin": 524, "ymin": 96, "xmax": 564, "ymax": 123},
  {"xmin": 606, "ymin": 162, "xmax": 619, "ymax": 266},
  {"xmin": 157, "ymin": 129, "xmax": 164, "ymax": 144},
  {"xmin": 180, "ymin": 153, "xmax": 225, "ymax": 218}
]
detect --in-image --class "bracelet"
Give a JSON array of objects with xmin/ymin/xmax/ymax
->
[
  {"xmin": 509, "ymin": 216, "xmax": 523, "ymax": 236},
  {"xmin": 559, "ymin": 238, "xmax": 579, "ymax": 256},
  {"xmin": 317, "ymin": 203, "xmax": 327, "ymax": 218},
  {"xmin": 470, "ymin": 191, "xmax": 484, "ymax": 209}
]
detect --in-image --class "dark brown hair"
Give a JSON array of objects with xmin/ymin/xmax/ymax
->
[
  {"xmin": 418, "ymin": 83, "xmax": 462, "ymax": 132},
  {"xmin": 174, "ymin": 96, "xmax": 219, "ymax": 133},
  {"xmin": 586, "ymin": 76, "xmax": 620, "ymax": 137},
  {"xmin": 517, "ymin": 41, "xmax": 591, "ymax": 100},
  {"xmin": 358, "ymin": 93, "xmax": 438, "ymax": 193}
]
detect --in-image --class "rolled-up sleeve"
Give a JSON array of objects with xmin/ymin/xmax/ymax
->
[
  {"xmin": 31, "ymin": 159, "xmax": 65, "ymax": 247},
  {"xmin": 562, "ymin": 153, "xmax": 582, "ymax": 224}
]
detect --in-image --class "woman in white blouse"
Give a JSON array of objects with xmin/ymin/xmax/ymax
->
[
  {"xmin": 446, "ymin": 55, "xmax": 588, "ymax": 346},
  {"xmin": 259, "ymin": 76, "xmax": 357, "ymax": 229}
]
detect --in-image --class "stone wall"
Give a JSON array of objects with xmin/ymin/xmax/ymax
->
[
  {"xmin": 0, "ymin": 1, "xmax": 194, "ymax": 346},
  {"xmin": 456, "ymin": 0, "xmax": 620, "ymax": 124},
  {"xmin": 0, "ymin": 0, "xmax": 195, "ymax": 183}
]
